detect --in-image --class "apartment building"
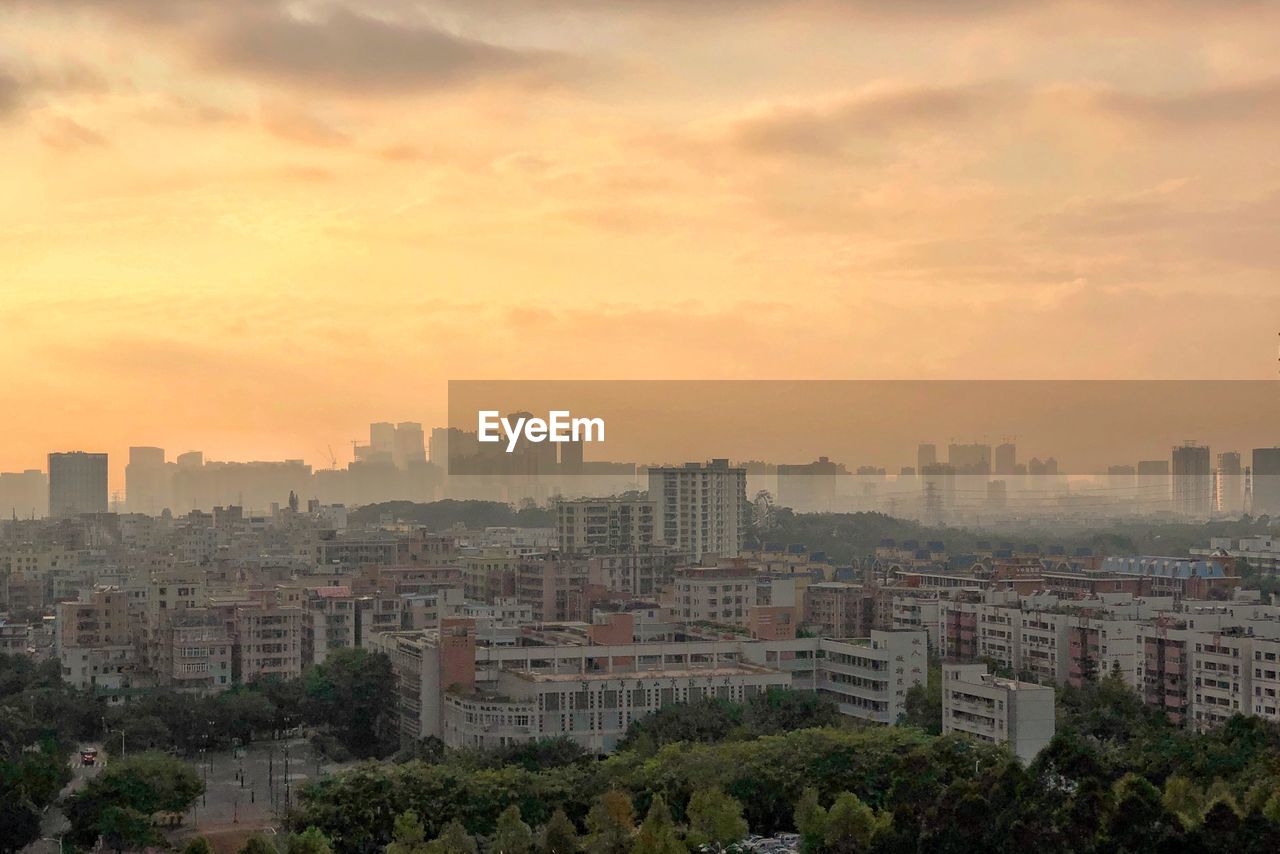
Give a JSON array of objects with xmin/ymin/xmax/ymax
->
[
  {"xmin": 299, "ymin": 585, "xmax": 357, "ymax": 666},
  {"xmin": 1017, "ymin": 610, "xmax": 1071, "ymax": 684},
  {"xmin": 56, "ymin": 587, "xmax": 137, "ymax": 695},
  {"xmin": 0, "ymin": 620, "xmax": 31, "ymax": 654},
  {"xmin": 673, "ymin": 561, "xmax": 758, "ymax": 627},
  {"xmin": 555, "ymin": 497, "xmax": 656, "ymax": 555},
  {"xmin": 163, "ymin": 610, "xmax": 233, "ymax": 693},
  {"xmin": 516, "ymin": 555, "xmax": 590, "ymax": 622},
  {"xmin": 804, "ymin": 582, "xmax": 874, "ymax": 638},
  {"xmin": 648, "ymin": 460, "xmax": 748, "ymax": 561},
  {"xmin": 942, "ymin": 662, "xmax": 1055, "ymax": 762},
  {"xmin": 462, "ymin": 550, "xmax": 518, "ymax": 603},
  {"xmin": 586, "ymin": 551, "xmax": 679, "ymax": 598},
  {"xmin": 1138, "ymin": 625, "xmax": 1191, "ymax": 727},
  {"xmin": 1189, "ymin": 630, "xmax": 1249, "ymax": 731}
]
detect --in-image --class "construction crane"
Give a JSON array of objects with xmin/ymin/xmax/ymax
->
[{"xmin": 315, "ymin": 446, "xmax": 338, "ymax": 470}]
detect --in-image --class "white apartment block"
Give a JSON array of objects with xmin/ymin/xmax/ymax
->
[
  {"xmin": 1190, "ymin": 631, "xmax": 1249, "ymax": 731},
  {"xmin": 942, "ymin": 662, "xmax": 1055, "ymax": 762},
  {"xmin": 555, "ymin": 497, "xmax": 656, "ymax": 555},
  {"xmin": 648, "ymin": 460, "xmax": 748, "ymax": 562},
  {"xmin": 673, "ymin": 562, "xmax": 758, "ymax": 627}
]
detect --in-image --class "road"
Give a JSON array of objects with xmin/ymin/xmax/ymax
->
[
  {"xmin": 21, "ymin": 737, "xmax": 352, "ymax": 853},
  {"xmin": 24, "ymin": 743, "xmax": 104, "ymax": 854}
]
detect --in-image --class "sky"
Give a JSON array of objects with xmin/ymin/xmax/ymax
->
[{"xmin": 2, "ymin": 0, "xmax": 1279, "ymax": 482}]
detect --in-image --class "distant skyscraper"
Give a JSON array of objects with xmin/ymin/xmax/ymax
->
[
  {"xmin": 125, "ymin": 446, "xmax": 168, "ymax": 514},
  {"xmin": 1171, "ymin": 442, "xmax": 1212, "ymax": 518},
  {"xmin": 917, "ymin": 444, "xmax": 937, "ymax": 472},
  {"xmin": 0, "ymin": 469, "xmax": 46, "ymax": 519},
  {"xmin": 1253, "ymin": 448, "xmax": 1280, "ymax": 516},
  {"xmin": 48, "ymin": 451, "xmax": 108, "ymax": 517},
  {"xmin": 1215, "ymin": 451, "xmax": 1244, "ymax": 515},
  {"xmin": 394, "ymin": 422, "xmax": 427, "ymax": 468},
  {"xmin": 994, "ymin": 443, "xmax": 1017, "ymax": 476},
  {"xmin": 949, "ymin": 443, "xmax": 992, "ymax": 476}
]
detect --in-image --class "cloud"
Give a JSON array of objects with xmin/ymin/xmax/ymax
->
[
  {"xmin": 725, "ymin": 83, "xmax": 1015, "ymax": 158},
  {"xmin": 0, "ymin": 71, "xmax": 21, "ymax": 118},
  {"xmin": 202, "ymin": 6, "xmax": 576, "ymax": 93},
  {"xmin": 39, "ymin": 115, "xmax": 108, "ymax": 150},
  {"xmin": 0, "ymin": 59, "xmax": 109, "ymax": 121},
  {"xmin": 1062, "ymin": 78, "xmax": 1280, "ymax": 127}
]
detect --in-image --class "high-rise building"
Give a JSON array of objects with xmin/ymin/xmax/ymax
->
[
  {"xmin": 0, "ymin": 469, "xmax": 46, "ymax": 519},
  {"xmin": 48, "ymin": 452, "xmax": 108, "ymax": 518},
  {"xmin": 777, "ymin": 456, "xmax": 846, "ymax": 512},
  {"xmin": 948, "ymin": 443, "xmax": 992, "ymax": 475},
  {"xmin": 1253, "ymin": 448, "xmax": 1280, "ymax": 516},
  {"xmin": 917, "ymin": 443, "xmax": 937, "ymax": 472},
  {"xmin": 648, "ymin": 459, "xmax": 748, "ymax": 561},
  {"xmin": 1215, "ymin": 451, "xmax": 1245, "ymax": 516},
  {"xmin": 125, "ymin": 446, "xmax": 169, "ymax": 514},
  {"xmin": 394, "ymin": 422, "xmax": 427, "ymax": 468},
  {"xmin": 994, "ymin": 443, "xmax": 1017, "ymax": 476},
  {"xmin": 1172, "ymin": 442, "xmax": 1212, "ymax": 518}
]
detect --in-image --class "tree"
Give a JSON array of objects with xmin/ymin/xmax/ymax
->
[
  {"xmin": 387, "ymin": 811, "xmax": 430, "ymax": 854},
  {"xmin": 241, "ymin": 835, "xmax": 280, "ymax": 854},
  {"xmin": 631, "ymin": 796, "xmax": 682, "ymax": 854},
  {"xmin": 617, "ymin": 699, "xmax": 742, "ymax": 751},
  {"xmin": 585, "ymin": 791, "xmax": 635, "ymax": 854},
  {"xmin": 743, "ymin": 689, "xmax": 839, "ymax": 735},
  {"xmin": 97, "ymin": 805, "xmax": 155, "ymax": 853},
  {"xmin": 900, "ymin": 663, "xmax": 942, "ymax": 735},
  {"xmin": 492, "ymin": 805, "xmax": 535, "ymax": 854},
  {"xmin": 539, "ymin": 810, "xmax": 580, "ymax": 854},
  {"xmin": 794, "ymin": 788, "xmax": 828, "ymax": 854},
  {"xmin": 0, "ymin": 796, "xmax": 41, "ymax": 854},
  {"xmin": 303, "ymin": 649, "xmax": 399, "ymax": 758},
  {"xmin": 285, "ymin": 828, "xmax": 336, "ymax": 854},
  {"xmin": 428, "ymin": 820, "xmax": 478, "ymax": 854},
  {"xmin": 185, "ymin": 836, "xmax": 215, "ymax": 854},
  {"xmin": 686, "ymin": 788, "xmax": 748, "ymax": 851},
  {"xmin": 822, "ymin": 792, "xmax": 888, "ymax": 854},
  {"xmin": 64, "ymin": 753, "xmax": 204, "ymax": 851}
]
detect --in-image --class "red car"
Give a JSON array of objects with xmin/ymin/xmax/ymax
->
[{"xmin": 79, "ymin": 748, "xmax": 98, "ymax": 766}]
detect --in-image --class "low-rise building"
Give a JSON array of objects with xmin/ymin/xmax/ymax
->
[{"xmin": 942, "ymin": 662, "xmax": 1055, "ymax": 762}]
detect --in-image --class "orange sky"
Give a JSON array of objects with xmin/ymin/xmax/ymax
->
[{"xmin": 2, "ymin": 0, "xmax": 1279, "ymax": 485}]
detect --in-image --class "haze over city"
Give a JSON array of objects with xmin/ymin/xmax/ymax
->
[
  {"xmin": 9, "ymin": 4, "xmax": 1280, "ymax": 853},
  {"xmin": 4, "ymin": 0, "xmax": 1280, "ymax": 476}
]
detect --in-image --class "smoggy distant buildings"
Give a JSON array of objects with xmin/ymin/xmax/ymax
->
[
  {"xmin": 1172, "ymin": 443, "xmax": 1212, "ymax": 518},
  {"xmin": 48, "ymin": 452, "xmax": 108, "ymax": 518},
  {"xmin": 1254, "ymin": 448, "xmax": 1280, "ymax": 516}
]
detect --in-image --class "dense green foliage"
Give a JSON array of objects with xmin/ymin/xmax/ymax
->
[
  {"xmin": 347, "ymin": 500, "xmax": 553, "ymax": 529},
  {"xmin": 64, "ymin": 753, "xmax": 204, "ymax": 851},
  {"xmin": 0, "ymin": 647, "xmax": 398, "ymax": 763},
  {"xmin": 0, "ymin": 654, "xmax": 79, "ymax": 852},
  {"xmin": 617, "ymin": 688, "xmax": 840, "ymax": 753},
  {"xmin": 292, "ymin": 674, "xmax": 1280, "ymax": 854}
]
